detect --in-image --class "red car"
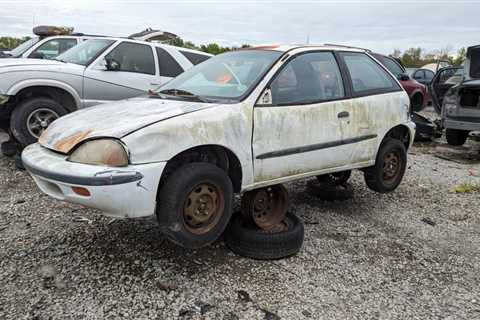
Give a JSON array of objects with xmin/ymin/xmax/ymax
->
[{"xmin": 372, "ymin": 53, "xmax": 428, "ymax": 111}]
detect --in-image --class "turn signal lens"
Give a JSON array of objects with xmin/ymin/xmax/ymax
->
[
  {"xmin": 72, "ymin": 186, "xmax": 91, "ymax": 197},
  {"xmin": 68, "ymin": 139, "xmax": 129, "ymax": 167}
]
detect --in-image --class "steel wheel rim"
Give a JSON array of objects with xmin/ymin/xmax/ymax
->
[
  {"xmin": 247, "ymin": 185, "xmax": 288, "ymax": 230},
  {"xmin": 383, "ymin": 150, "xmax": 401, "ymax": 182},
  {"xmin": 183, "ymin": 182, "xmax": 224, "ymax": 235},
  {"xmin": 26, "ymin": 108, "xmax": 59, "ymax": 138}
]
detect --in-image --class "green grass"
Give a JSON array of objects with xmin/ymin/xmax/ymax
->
[{"xmin": 451, "ymin": 182, "xmax": 480, "ymax": 193}]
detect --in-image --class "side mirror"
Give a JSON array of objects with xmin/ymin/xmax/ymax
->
[
  {"xmin": 29, "ymin": 52, "xmax": 45, "ymax": 59},
  {"xmin": 105, "ymin": 58, "xmax": 120, "ymax": 71},
  {"xmin": 398, "ymin": 73, "xmax": 410, "ymax": 81},
  {"xmin": 257, "ymin": 88, "xmax": 272, "ymax": 106}
]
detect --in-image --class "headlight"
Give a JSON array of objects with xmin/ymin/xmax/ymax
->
[{"xmin": 68, "ymin": 139, "xmax": 129, "ymax": 167}]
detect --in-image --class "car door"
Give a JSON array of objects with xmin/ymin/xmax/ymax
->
[
  {"xmin": 337, "ymin": 51, "xmax": 406, "ymax": 164},
  {"xmin": 252, "ymin": 51, "xmax": 355, "ymax": 183},
  {"xmin": 82, "ymin": 41, "xmax": 159, "ymax": 106},
  {"xmin": 413, "ymin": 69, "xmax": 426, "ymax": 84},
  {"xmin": 430, "ymin": 66, "xmax": 464, "ymax": 114}
]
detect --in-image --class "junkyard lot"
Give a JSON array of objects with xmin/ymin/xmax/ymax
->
[{"xmin": 1, "ymin": 124, "xmax": 480, "ymax": 319}]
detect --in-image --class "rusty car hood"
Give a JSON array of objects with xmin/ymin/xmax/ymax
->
[{"xmin": 39, "ymin": 97, "xmax": 221, "ymax": 154}]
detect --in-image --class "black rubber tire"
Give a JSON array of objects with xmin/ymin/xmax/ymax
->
[
  {"xmin": 445, "ymin": 129, "xmax": 469, "ymax": 146},
  {"xmin": 316, "ymin": 170, "xmax": 352, "ymax": 186},
  {"xmin": 364, "ymin": 138, "xmax": 407, "ymax": 193},
  {"xmin": 225, "ymin": 212, "xmax": 304, "ymax": 260},
  {"xmin": 306, "ymin": 180, "xmax": 354, "ymax": 201},
  {"xmin": 10, "ymin": 97, "xmax": 68, "ymax": 147},
  {"xmin": 1, "ymin": 140, "xmax": 19, "ymax": 157},
  {"xmin": 156, "ymin": 162, "xmax": 233, "ymax": 249}
]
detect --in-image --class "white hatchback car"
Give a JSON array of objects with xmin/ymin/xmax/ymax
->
[{"xmin": 22, "ymin": 45, "xmax": 415, "ymax": 248}]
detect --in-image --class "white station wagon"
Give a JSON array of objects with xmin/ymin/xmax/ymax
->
[{"xmin": 22, "ymin": 45, "xmax": 415, "ymax": 248}]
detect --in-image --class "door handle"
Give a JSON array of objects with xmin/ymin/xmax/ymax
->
[{"xmin": 337, "ymin": 111, "xmax": 350, "ymax": 118}]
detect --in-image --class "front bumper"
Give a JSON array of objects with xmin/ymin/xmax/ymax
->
[{"xmin": 22, "ymin": 143, "xmax": 166, "ymax": 218}]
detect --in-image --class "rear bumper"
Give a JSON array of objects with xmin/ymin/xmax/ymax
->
[
  {"xmin": 444, "ymin": 117, "xmax": 480, "ymax": 131},
  {"xmin": 22, "ymin": 143, "xmax": 166, "ymax": 218}
]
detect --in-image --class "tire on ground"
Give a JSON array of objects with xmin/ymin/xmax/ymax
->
[
  {"xmin": 1, "ymin": 140, "xmax": 19, "ymax": 157},
  {"xmin": 445, "ymin": 128, "xmax": 469, "ymax": 146},
  {"xmin": 306, "ymin": 180, "xmax": 354, "ymax": 201},
  {"xmin": 156, "ymin": 162, "xmax": 233, "ymax": 249},
  {"xmin": 10, "ymin": 97, "xmax": 68, "ymax": 147},
  {"xmin": 364, "ymin": 138, "xmax": 407, "ymax": 193},
  {"xmin": 225, "ymin": 212, "xmax": 304, "ymax": 260},
  {"xmin": 316, "ymin": 170, "xmax": 352, "ymax": 186}
]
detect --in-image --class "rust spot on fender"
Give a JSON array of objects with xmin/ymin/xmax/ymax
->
[{"xmin": 53, "ymin": 130, "xmax": 92, "ymax": 153}]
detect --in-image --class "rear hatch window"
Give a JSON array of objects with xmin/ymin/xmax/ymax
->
[{"xmin": 468, "ymin": 46, "xmax": 480, "ymax": 78}]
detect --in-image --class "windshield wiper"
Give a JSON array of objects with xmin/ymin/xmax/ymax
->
[{"xmin": 158, "ymin": 88, "xmax": 208, "ymax": 103}]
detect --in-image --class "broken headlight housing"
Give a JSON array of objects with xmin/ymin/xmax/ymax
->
[
  {"xmin": 0, "ymin": 95, "xmax": 10, "ymax": 105},
  {"xmin": 68, "ymin": 139, "xmax": 129, "ymax": 167}
]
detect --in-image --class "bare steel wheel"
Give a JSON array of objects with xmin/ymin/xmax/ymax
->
[
  {"xmin": 383, "ymin": 151, "xmax": 401, "ymax": 183},
  {"xmin": 364, "ymin": 138, "xmax": 407, "ymax": 193},
  {"xmin": 156, "ymin": 162, "xmax": 233, "ymax": 249},
  {"xmin": 241, "ymin": 185, "xmax": 289, "ymax": 230},
  {"xmin": 26, "ymin": 108, "xmax": 59, "ymax": 139},
  {"xmin": 183, "ymin": 182, "xmax": 225, "ymax": 235}
]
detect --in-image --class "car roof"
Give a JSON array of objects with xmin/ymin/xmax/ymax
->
[
  {"xmin": 83, "ymin": 37, "xmax": 213, "ymax": 56},
  {"xmin": 246, "ymin": 44, "xmax": 367, "ymax": 53}
]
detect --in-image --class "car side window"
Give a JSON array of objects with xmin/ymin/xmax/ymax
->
[
  {"xmin": 156, "ymin": 47, "xmax": 184, "ymax": 77},
  {"xmin": 414, "ymin": 70, "xmax": 425, "ymax": 80},
  {"xmin": 270, "ymin": 52, "xmax": 345, "ymax": 106},
  {"xmin": 105, "ymin": 42, "xmax": 155, "ymax": 75},
  {"xmin": 30, "ymin": 38, "xmax": 77, "ymax": 59},
  {"xmin": 341, "ymin": 52, "xmax": 400, "ymax": 95},
  {"xmin": 180, "ymin": 50, "xmax": 210, "ymax": 65},
  {"xmin": 381, "ymin": 57, "xmax": 404, "ymax": 78},
  {"xmin": 424, "ymin": 70, "xmax": 434, "ymax": 81}
]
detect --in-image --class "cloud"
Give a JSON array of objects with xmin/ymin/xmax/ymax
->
[{"xmin": 0, "ymin": 0, "xmax": 479, "ymax": 54}]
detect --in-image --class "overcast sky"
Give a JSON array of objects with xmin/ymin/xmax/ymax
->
[{"xmin": 0, "ymin": 0, "xmax": 478, "ymax": 55}]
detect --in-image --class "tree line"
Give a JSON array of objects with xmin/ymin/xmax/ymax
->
[
  {"xmin": 0, "ymin": 35, "xmax": 467, "ymax": 68},
  {"xmin": 391, "ymin": 46, "xmax": 466, "ymax": 68}
]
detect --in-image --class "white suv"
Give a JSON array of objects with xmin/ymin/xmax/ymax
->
[{"xmin": 22, "ymin": 45, "xmax": 415, "ymax": 248}]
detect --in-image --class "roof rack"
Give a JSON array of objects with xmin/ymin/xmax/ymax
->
[
  {"xmin": 128, "ymin": 28, "xmax": 177, "ymax": 43},
  {"xmin": 323, "ymin": 43, "xmax": 371, "ymax": 52}
]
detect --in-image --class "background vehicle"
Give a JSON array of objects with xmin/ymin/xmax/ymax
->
[
  {"xmin": 2, "ymin": 26, "xmax": 94, "ymax": 60},
  {"xmin": 430, "ymin": 66, "xmax": 464, "ymax": 114},
  {"xmin": 22, "ymin": 45, "xmax": 415, "ymax": 249},
  {"xmin": 371, "ymin": 53, "xmax": 428, "ymax": 111},
  {"xmin": 411, "ymin": 68, "xmax": 435, "ymax": 86},
  {"xmin": 431, "ymin": 46, "xmax": 479, "ymax": 146},
  {"xmin": 0, "ymin": 37, "xmax": 211, "ymax": 146}
]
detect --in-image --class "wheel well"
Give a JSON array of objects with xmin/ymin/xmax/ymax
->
[
  {"xmin": 159, "ymin": 145, "xmax": 243, "ymax": 193},
  {"xmin": 383, "ymin": 125, "xmax": 411, "ymax": 150},
  {"xmin": 14, "ymin": 86, "xmax": 77, "ymax": 112}
]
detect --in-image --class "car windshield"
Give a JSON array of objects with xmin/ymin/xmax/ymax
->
[
  {"xmin": 156, "ymin": 50, "xmax": 282, "ymax": 102},
  {"xmin": 10, "ymin": 37, "xmax": 40, "ymax": 57},
  {"xmin": 55, "ymin": 39, "xmax": 115, "ymax": 66}
]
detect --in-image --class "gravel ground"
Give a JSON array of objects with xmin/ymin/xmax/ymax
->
[{"xmin": 1, "ymin": 125, "xmax": 480, "ymax": 320}]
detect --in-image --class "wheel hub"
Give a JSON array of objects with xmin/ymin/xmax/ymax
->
[
  {"xmin": 241, "ymin": 185, "xmax": 289, "ymax": 231},
  {"xmin": 26, "ymin": 108, "xmax": 60, "ymax": 139},
  {"xmin": 183, "ymin": 182, "xmax": 224, "ymax": 235},
  {"xmin": 383, "ymin": 151, "xmax": 400, "ymax": 181}
]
